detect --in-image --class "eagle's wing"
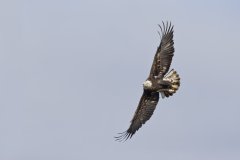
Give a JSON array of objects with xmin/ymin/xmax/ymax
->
[
  {"xmin": 149, "ymin": 22, "xmax": 174, "ymax": 78},
  {"xmin": 115, "ymin": 91, "xmax": 159, "ymax": 142}
]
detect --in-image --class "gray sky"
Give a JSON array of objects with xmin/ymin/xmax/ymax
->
[{"xmin": 1, "ymin": 0, "xmax": 240, "ymax": 160}]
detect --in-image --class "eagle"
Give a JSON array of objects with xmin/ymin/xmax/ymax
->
[{"xmin": 115, "ymin": 22, "xmax": 180, "ymax": 142}]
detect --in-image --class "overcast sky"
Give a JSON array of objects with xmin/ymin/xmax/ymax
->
[{"xmin": 1, "ymin": 0, "xmax": 240, "ymax": 160}]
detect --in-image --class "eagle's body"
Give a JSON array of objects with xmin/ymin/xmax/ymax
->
[{"xmin": 115, "ymin": 22, "xmax": 180, "ymax": 142}]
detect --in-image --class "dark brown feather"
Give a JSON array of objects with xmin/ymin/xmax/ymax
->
[
  {"xmin": 149, "ymin": 22, "xmax": 174, "ymax": 78},
  {"xmin": 115, "ymin": 91, "xmax": 159, "ymax": 142}
]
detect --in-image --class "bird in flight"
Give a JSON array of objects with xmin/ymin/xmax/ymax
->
[{"xmin": 115, "ymin": 22, "xmax": 180, "ymax": 142}]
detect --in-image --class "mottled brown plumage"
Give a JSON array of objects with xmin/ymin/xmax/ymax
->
[{"xmin": 115, "ymin": 22, "xmax": 180, "ymax": 142}]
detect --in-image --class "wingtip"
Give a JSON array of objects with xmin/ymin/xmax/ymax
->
[
  {"xmin": 158, "ymin": 24, "xmax": 163, "ymax": 34},
  {"xmin": 158, "ymin": 21, "xmax": 174, "ymax": 36},
  {"xmin": 114, "ymin": 131, "xmax": 133, "ymax": 142}
]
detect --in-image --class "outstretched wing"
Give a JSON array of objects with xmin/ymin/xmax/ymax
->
[
  {"xmin": 115, "ymin": 91, "xmax": 159, "ymax": 142},
  {"xmin": 149, "ymin": 22, "xmax": 175, "ymax": 78}
]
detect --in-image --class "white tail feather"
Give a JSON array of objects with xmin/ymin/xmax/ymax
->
[{"xmin": 161, "ymin": 69, "xmax": 180, "ymax": 98}]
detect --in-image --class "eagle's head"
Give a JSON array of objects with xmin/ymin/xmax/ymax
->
[{"xmin": 143, "ymin": 80, "xmax": 152, "ymax": 89}]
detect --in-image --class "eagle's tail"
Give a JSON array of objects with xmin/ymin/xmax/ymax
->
[{"xmin": 161, "ymin": 69, "xmax": 180, "ymax": 98}]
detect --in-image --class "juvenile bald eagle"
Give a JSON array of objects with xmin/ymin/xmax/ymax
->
[{"xmin": 115, "ymin": 22, "xmax": 180, "ymax": 142}]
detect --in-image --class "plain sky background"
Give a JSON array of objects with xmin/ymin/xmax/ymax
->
[{"xmin": 1, "ymin": 0, "xmax": 240, "ymax": 160}]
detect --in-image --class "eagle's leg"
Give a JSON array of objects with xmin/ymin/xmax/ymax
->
[
  {"xmin": 157, "ymin": 80, "xmax": 172, "ymax": 89},
  {"xmin": 157, "ymin": 80, "xmax": 173, "ymax": 93},
  {"xmin": 158, "ymin": 88, "xmax": 172, "ymax": 92}
]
